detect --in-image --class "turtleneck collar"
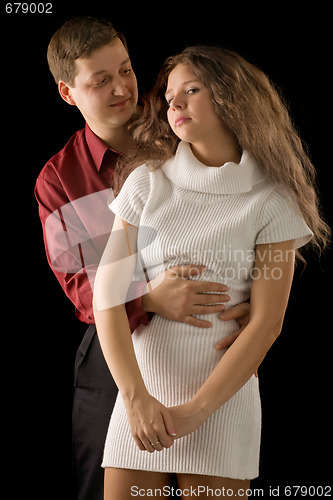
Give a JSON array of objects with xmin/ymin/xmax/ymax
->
[{"xmin": 162, "ymin": 141, "xmax": 265, "ymax": 194}]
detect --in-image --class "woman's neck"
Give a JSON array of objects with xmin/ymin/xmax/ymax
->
[{"xmin": 190, "ymin": 128, "xmax": 241, "ymax": 167}]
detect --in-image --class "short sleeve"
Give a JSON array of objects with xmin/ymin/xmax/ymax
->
[
  {"xmin": 256, "ymin": 188, "xmax": 313, "ymax": 249},
  {"xmin": 108, "ymin": 165, "xmax": 151, "ymax": 227}
]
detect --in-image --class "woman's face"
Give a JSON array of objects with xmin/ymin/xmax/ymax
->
[{"xmin": 165, "ymin": 63, "xmax": 224, "ymax": 145}]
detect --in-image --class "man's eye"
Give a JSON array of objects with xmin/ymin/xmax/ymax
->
[{"xmin": 94, "ymin": 78, "xmax": 107, "ymax": 86}]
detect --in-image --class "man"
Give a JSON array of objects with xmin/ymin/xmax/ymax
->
[{"xmin": 35, "ymin": 17, "xmax": 250, "ymax": 500}]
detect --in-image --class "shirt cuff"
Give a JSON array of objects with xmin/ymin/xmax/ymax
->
[{"xmin": 125, "ymin": 281, "xmax": 153, "ymax": 333}]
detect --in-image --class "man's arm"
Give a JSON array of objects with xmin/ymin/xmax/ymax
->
[
  {"xmin": 35, "ymin": 172, "xmax": 151, "ymax": 327},
  {"xmin": 35, "ymin": 174, "xmax": 97, "ymax": 323},
  {"xmin": 36, "ymin": 171, "xmax": 248, "ymax": 330},
  {"xmin": 142, "ymin": 265, "xmax": 231, "ymax": 328},
  {"xmin": 142, "ymin": 264, "xmax": 251, "ymax": 337}
]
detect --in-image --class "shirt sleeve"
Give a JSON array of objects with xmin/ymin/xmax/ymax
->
[
  {"xmin": 256, "ymin": 188, "xmax": 313, "ymax": 248},
  {"xmin": 109, "ymin": 165, "xmax": 151, "ymax": 226},
  {"xmin": 35, "ymin": 164, "xmax": 151, "ymax": 330},
  {"xmin": 126, "ymin": 282, "xmax": 152, "ymax": 332},
  {"xmin": 35, "ymin": 169, "xmax": 97, "ymax": 324}
]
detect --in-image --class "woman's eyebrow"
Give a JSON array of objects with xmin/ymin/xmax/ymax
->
[{"xmin": 165, "ymin": 79, "xmax": 201, "ymax": 96}]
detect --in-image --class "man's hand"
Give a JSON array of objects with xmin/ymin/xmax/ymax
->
[
  {"xmin": 142, "ymin": 265, "xmax": 230, "ymax": 328},
  {"xmin": 215, "ymin": 302, "xmax": 250, "ymax": 350},
  {"xmin": 216, "ymin": 301, "xmax": 258, "ymax": 376}
]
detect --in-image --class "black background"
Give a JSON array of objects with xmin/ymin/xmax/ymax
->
[{"xmin": 2, "ymin": 3, "xmax": 332, "ymax": 498}]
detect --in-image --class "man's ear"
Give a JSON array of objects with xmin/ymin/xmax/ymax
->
[{"xmin": 58, "ymin": 81, "xmax": 76, "ymax": 106}]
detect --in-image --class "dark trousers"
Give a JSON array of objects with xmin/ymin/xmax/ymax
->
[{"xmin": 72, "ymin": 325, "xmax": 118, "ymax": 500}]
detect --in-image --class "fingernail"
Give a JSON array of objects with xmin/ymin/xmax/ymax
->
[{"xmin": 170, "ymin": 430, "xmax": 177, "ymax": 436}]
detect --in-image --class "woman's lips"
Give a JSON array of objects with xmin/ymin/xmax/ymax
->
[{"xmin": 175, "ymin": 116, "xmax": 191, "ymax": 126}]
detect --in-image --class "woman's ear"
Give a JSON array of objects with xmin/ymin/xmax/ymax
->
[{"xmin": 58, "ymin": 80, "xmax": 76, "ymax": 106}]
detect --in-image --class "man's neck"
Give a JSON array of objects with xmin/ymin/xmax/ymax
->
[{"xmin": 88, "ymin": 122, "xmax": 134, "ymax": 155}]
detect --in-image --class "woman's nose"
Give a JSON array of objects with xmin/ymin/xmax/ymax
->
[{"xmin": 171, "ymin": 94, "xmax": 186, "ymax": 110}]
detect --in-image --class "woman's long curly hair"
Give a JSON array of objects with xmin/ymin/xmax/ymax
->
[{"xmin": 114, "ymin": 45, "xmax": 330, "ymax": 256}]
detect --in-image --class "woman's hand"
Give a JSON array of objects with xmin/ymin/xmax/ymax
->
[
  {"xmin": 123, "ymin": 391, "xmax": 177, "ymax": 452},
  {"xmin": 167, "ymin": 400, "xmax": 207, "ymax": 440}
]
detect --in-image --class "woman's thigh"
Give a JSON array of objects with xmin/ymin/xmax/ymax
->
[
  {"xmin": 177, "ymin": 473, "xmax": 251, "ymax": 499},
  {"xmin": 104, "ymin": 467, "xmax": 174, "ymax": 499}
]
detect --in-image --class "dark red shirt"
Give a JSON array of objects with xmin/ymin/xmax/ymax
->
[{"xmin": 35, "ymin": 122, "xmax": 149, "ymax": 330}]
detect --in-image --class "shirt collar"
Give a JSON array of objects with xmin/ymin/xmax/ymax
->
[
  {"xmin": 85, "ymin": 123, "xmax": 122, "ymax": 171},
  {"xmin": 162, "ymin": 141, "xmax": 265, "ymax": 194},
  {"xmin": 84, "ymin": 97, "xmax": 145, "ymax": 171}
]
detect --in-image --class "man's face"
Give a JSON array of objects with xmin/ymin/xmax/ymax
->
[{"xmin": 62, "ymin": 38, "xmax": 138, "ymax": 134}]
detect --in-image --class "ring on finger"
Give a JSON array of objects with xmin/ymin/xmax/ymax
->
[{"xmin": 150, "ymin": 440, "xmax": 160, "ymax": 447}]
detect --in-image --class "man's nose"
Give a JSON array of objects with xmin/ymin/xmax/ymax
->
[{"xmin": 112, "ymin": 76, "xmax": 127, "ymax": 96}]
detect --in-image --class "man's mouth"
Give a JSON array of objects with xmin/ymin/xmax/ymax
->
[{"xmin": 110, "ymin": 97, "xmax": 131, "ymax": 107}]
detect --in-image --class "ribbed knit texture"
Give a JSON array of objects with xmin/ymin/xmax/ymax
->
[{"xmin": 103, "ymin": 142, "xmax": 313, "ymax": 479}]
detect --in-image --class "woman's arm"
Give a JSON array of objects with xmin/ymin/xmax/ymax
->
[
  {"xmin": 93, "ymin": 216, "xmax": 176, "ymax": 452},
  {"xmin": 168, "ymin": 240, "xmax": 296, "ymax": 437}
]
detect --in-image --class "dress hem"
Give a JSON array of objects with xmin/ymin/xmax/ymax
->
[{"xmin": 101, "ymin": 462, "xmax": 259, "ymax": 481}]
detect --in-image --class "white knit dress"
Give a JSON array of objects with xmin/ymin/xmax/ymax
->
[{"xmin": 102, "ymin": 142, "xmax": 312, "ymax": 479}]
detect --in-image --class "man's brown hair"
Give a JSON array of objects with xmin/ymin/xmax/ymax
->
[{"xmin": 47, "ymin": 16, "xmax": 128, "ymax": 86}]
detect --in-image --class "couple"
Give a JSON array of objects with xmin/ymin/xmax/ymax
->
[{"xmin": 36, "ymin": 17, "xmax": 328, "ymax": 500}]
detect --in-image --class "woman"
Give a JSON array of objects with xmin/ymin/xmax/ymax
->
[{"xmin": 93, "ymin": 46, "xmax": 329, "ymax": 498}]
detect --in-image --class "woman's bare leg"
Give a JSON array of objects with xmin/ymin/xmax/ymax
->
[
  {"xmin": 177, "ymin": 473, "xmax": 251, "ymax": 499},
  {"xmin": 104, "ymin": 467, "xmax": 173, "ymax": 500}
]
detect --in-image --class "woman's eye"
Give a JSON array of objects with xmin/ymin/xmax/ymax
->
[
  {"xmin": 166, "ymin": 88, "xmax": 199, "ymax": 105},
  {"xmin": 186, "ymin": 88, "xmax": 199, "ymax": 95}
]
